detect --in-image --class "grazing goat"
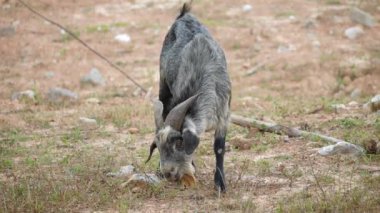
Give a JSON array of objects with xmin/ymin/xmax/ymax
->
[{"xmin": 146, "ymin": 2, "xmax": 231, "ymax": 192}]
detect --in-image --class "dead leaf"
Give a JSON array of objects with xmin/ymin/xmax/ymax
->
[
  {"xmin": 180, "ymin": 174, "xmax": 196, "ymax": 188},
  {"xmin": 127, "ymin": 127, "xmax": 139, "ymax": 134}
]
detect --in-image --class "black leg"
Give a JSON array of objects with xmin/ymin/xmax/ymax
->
[{"xmin": 214, "ymin": 136, "xmax": 226, "ymax": 192}]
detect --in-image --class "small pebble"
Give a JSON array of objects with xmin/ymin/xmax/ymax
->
[
  {"xmin": 242, "ymin": 4, "xmax": 252, "ymax": 12},
  {"xmin": 344, "ymin": 26, "xmax": 364, "ymax": 40},
  {"xmin": 114, "ymin": 34, "xmax": 131, "ymax": 43}
]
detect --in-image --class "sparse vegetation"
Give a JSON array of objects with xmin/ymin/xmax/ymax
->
[{"xmin": 1, "ymin": 0, "xmax": 379, "ymax": 212}]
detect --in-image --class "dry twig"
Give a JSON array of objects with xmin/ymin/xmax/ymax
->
[{"xmin": 230, "ymin": 114, "xmax": 365, "ymax": 154}]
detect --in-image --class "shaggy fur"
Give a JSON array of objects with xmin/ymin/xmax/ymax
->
[{"xmin": 150, "ymin": 2, "xmax": 231, "ymax": 191}]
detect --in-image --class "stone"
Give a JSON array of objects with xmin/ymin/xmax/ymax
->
[
  {"xmin": 120, "ymin": 173, "xmax": 160, "ymax": 189},
  {"xmin": 47, "ymin": 87, "xmax": 79, "ymax": 102},
  {"xmin": 281, "ymin": 135, "xmax": 290, "ymax": 143},
  {"xmin": 368, "ymin": 94, "xmax": 380, "ymax": 112},
  {"xmin": 348, "ymin": 101, "xmax": 359, "ymax": 107},
  {"xmin": 79, "ymin": 117, "xmax": 97, "ymax": 128},
  {"xmin": 344, "ymin": 26, "xmax": 364, "ymax": 40},
  {"xmin": 332, "ymin": 104, "xmax": 346, "ymax": 113},
  {"xmin": 318, "ymin": 141, "xmax": 365, "ymax": 156},
  {"xmin": 0, "ymin": 26, "xmax": 15, "ymax": 37},
  {"xmin": 114, "ymin": 34, "xmax": 131, "ymax": 43},
  {"xmin": 11, "ymin": 90, "xmax": 35, "ymax": 101},
  {"xmin": 350, "ymin": 7, "xmax": 376, "ymax": 27},
  {"xmin": 80, "ymin": 68, "xmax": 105, "ymax": 86},
  {"xmin": 350, "ymin": 88, "xmax": 361, "ymax": 99},
  {"xmin": 107, "ymin": 165, "xmax": 135, "ymax": 177},
  {"xmin": 242, "ymin": 4, "xmax": 252, "ymax": 12},
  {"xmin": 277, "ymin": 44, "xmax": 296, "ymax": 53}
]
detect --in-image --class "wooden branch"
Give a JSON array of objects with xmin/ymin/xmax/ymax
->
[
  {"xmin": 230, "ymin": 114, "xmax": 301, "ymax": 137},
  {"xmin": 230, "ymin": 114, "xmax": 365, "ymax": 155}
]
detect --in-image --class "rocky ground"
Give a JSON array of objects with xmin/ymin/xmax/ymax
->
[{"xmin": 1, "ymin": 0, "xmax": 380, "ymax": 212}]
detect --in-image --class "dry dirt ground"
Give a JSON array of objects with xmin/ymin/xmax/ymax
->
[{"xmin": 1, "ymin": 0, "xmax": 380, "ymax": 212}]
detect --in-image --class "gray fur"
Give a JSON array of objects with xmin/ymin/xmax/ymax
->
[{"xmin": 150, "ymin": 4, "xmax": 231, "ymax": 185}]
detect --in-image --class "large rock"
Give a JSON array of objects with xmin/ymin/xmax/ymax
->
[
  {"xmin": 80, "ymin": 68, "xmax": 105, "ymax": 86},
  {"xmin": 350, "ymin": 7, "xmax": 376, "ymax": 27},
  {"xmin": 47, "ymin": 87, "xmax": 79, "ymax": 103},
  {"xmin": 318, "ymin": 142, "xmax": 365, "ymax": 156},
  {"xmin": 120, "ymin": 173, "xmax": 161, "ymax": 192}
]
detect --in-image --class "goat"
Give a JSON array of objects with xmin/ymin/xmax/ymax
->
[{"xmin": 146, "ymin": 2, "xmax": 231, "ymax": 192}]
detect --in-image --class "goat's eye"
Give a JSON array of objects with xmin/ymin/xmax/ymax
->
[{"xmin": 175, "ymin": 140, "xmax": 184, "ymax": 150}]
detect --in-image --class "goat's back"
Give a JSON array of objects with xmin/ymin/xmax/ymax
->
[{"xmin": 159, "ymin": 12, "xmax": 231, "ymax": 133}]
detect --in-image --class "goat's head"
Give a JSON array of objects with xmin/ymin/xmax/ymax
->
[{"xmin": 146, "ymin": 95, "xmax": 199, "ymax": 181}]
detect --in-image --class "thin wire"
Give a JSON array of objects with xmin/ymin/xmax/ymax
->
[{"xmin": 17, "ymin": 0, "xmax": 148, "ymax": 94}]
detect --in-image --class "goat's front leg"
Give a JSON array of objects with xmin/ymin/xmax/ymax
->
[{"xmin": 214, "ymin": 134, "xmax": 226, "ymax": 192}]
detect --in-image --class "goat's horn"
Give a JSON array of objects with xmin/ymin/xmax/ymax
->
[
  {"xmin": 153, "ymin": 100, "xmax": 164, "ymax": 129},
  {"xmin": 164, "ymin": 94, "xmax": 198, "ymax": 131},
  {"xmin": 145, "ymin": 141, "xmax": 157, "ymax": 163}
]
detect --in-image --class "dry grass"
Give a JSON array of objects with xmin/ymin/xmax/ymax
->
[{"xmin": 1, "ymin": 0, "xmax": 380, "ymax": 212}]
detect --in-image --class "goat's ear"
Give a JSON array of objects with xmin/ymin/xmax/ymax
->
[
  {"xmin": 153, "ymin": 100, "xmax": 164, "ymax": 129},
  {"xmin": 145, "ymin": 141, "xmax": 157, "ymax": 163},
  {"xmin": 183, "ymin": 130, "xmax": 199, "ymax": 155}
]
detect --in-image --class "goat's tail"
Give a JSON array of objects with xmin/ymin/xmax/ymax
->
[{"xmin": 177, "ymin": 0, "xmax": 192, "ymax": 19}]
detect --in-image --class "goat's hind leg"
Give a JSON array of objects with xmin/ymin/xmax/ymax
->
[{"xmin": 213, "ymin": 127, "xmax": 227, "ymax": 193}]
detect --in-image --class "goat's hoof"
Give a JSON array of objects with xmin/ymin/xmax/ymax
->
[{"xmin": 214, "ymin": 172, "xmax": 226, "ymax": 193}]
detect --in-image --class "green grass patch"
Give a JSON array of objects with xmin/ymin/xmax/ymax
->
[
  {"xmin": 60, "ymin": 29, "xmax": 80, "ymax": 42},
  {"xmin": 276, "ymin": 186, "xmax": 380, "ymax": 213},
  {"xmin": 61, "ymin": 128, "xmax": 83, "ymax": 144},
  {"xmin": 86, "ymin": 24, "xmax": 110, "ymax": 33},
  {"xmin": 337, "ymin": 118, "xmax": 365, "ymax": 129},
  {"xmin": 275, "ymin": 11, "xmax": 295, "ymax": 18},
  {"xmin": 325, "ymin": 0, "xmax": 341, "ymax": 5},
  {"xmin": 255, "ymin": 159, "xmax": 272, "ymax": 176},
  {"xmin": 200, "ymin": 18, "xmax": 226, "ymax": 27}
]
